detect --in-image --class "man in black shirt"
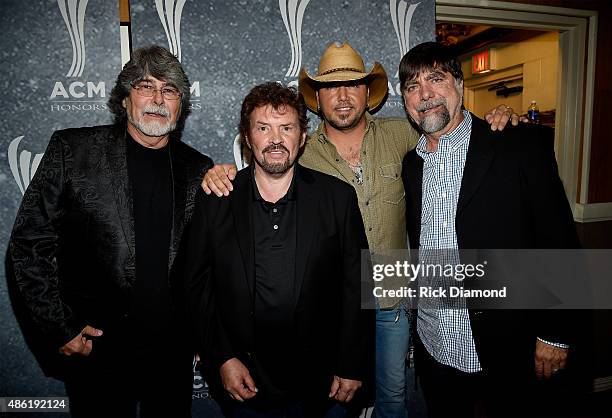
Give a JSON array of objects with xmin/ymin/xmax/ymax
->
[
  {"xmin": 184, "ymin": 82, "xmax": 373, "ymax": 417},
  {"xmin": 251, "ymin": 171, "xmax": 298, "ymax": 404},
  {"xmin": 7, "ymin": 46, "xmax": 212, "ymax": 417},
  {"xmin": 127, "ymin": 137, "xmax": 173, "ymax": 342}
]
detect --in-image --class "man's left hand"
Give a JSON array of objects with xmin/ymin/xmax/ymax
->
[
  {"xmin": 535, "ymin": 339, "xmax": 568, "ymax": 379},
  {"xmin": 328, "ymin": 375, "xmax": 362, "ymax": 403},
  {"xmin": 484, "ymin": 104, "xmax": 529, "ymax": 131}
]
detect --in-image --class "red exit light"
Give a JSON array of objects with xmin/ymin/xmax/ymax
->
[{"xmin": 472, "ymin": 49, "xmax": 491, "ymax": 74}]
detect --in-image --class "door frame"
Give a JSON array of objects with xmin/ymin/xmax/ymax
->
[{"xmin": 436, "ymin": 0, "xmax": 598, "ymax": 221}]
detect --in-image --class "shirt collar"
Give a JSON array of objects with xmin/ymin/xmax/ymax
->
[
  {"xmin": 251, "ymin": 163, "xmax": 298, "ymax": 203},
  {"xmin": 416, "ymin": 110, "xmax": 472, "ymax": 157}
]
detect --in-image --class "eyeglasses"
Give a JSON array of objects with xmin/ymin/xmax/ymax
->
[{"xmin": 131, "ymin": 83, "xmax": 181, "ymax": 100}]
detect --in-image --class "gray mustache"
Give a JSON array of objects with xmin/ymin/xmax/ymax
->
[
  {"xmin": 417, "ymin": 99, "xmax": 446, "ymax": 112},
  {"xmin": 142, "ymin": 104, "xmax": 170, "ymax": 117}
]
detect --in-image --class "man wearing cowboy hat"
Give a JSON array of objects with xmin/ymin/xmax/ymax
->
[{"xmin": 202, "ymin": 41, "xmax": 521, "ymax": 418}]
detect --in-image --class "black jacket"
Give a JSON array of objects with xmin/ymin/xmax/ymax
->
[
  {"xmin": 7, "ymin": 124, "xmax": 212, "ymax": 379},
  {"xmin": 184, "ymin": 165, "xmax": 374, "ymax": 406},
  {"xmin": 402, "ymin": 115, "xmax": 580, "ymax": 377}
]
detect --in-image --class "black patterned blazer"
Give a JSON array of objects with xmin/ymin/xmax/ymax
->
[{"xmin": 6, "ymin": 123, "xmax": 212, "ymax": 378}]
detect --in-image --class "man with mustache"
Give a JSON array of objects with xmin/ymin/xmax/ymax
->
[
  {"xmin": 7, "ymin": 45, "xmax": 212, "ymax": 417},
  {"xmin": 400, "ymin": 42, "xmax": 580, "ymax": 417},
  {"xmin": 201, "ymin": 42, "xmax": 520, "ymax": 418},
  {"xmin": 184, "ymin": 82, "xmax": 373, "ymax": 417}
]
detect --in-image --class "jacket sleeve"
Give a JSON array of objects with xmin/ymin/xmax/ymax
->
[
  {"xmin": 525, "ymin": 126, "xmax": 580, "ymax": 249},
  {"xmin": 183, "ymin": 189, "xmax": 235, "ymax": 370},
  {"xmin": 336, "ymin": 186, "xmax": 375, "ymax": 381},
  {"xmin": 523, "ymin": 126, "xmax": 581, "ymax": 345},
  {"xmin": 7, "ymin": 132, "xmax": 86, "ymax": 349}
]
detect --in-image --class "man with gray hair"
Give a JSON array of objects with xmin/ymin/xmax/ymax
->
[{"xmin": 7, "ymin": 45, "xmax": 212, "ymax": 417}]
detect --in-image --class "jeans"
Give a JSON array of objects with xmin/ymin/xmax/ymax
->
[{"xmin": 373, "ymin": 303, "xmax": 411, "ymax": 418}]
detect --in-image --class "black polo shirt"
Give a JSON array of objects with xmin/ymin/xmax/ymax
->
[{"xmin": 251, "ymin": 166, "xmax": 298, "ymax": 402}]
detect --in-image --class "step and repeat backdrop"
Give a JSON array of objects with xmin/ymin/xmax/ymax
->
[
  {"xmin": 1, "ymin": 0, "xmax": 433, "ymax": 416},
  {"xmin": 1, "ymin": 0, "xmax": 123, "ymax": 410}
]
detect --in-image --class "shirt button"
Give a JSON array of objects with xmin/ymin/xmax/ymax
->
[
  {"xmin": 440, "ymin": 164, "xmax": 445, "ymax": 170},
  {"xmin": 368, "ymin": 227, "xmax": 372, "ymax": 232},
  {"xmin": 273, "ymin": 208, "xmax": 278, "ymax": 213},
  {"xmin": 366, "ymin": 201, "xmax": 369, "ymax": 206},
  {"xmin": 273, "ymin": 224, "xmax": 279, "ymax": 230},
  {"xmin": 443, "ymin": 221, "xmax": 448, "ymax": 228},
  {"xmin": 441, "ymin": 192, "xmax": 446, "ymax": 198}
]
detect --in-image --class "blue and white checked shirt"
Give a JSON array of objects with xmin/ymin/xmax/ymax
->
[{"xmin": 416, "ymin": 111, "xmax": 482, "ymax": 373}]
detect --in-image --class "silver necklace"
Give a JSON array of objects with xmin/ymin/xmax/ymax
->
[{"xmin": 349, "ymin": 163, "xmax": 363, "ymax": 185}]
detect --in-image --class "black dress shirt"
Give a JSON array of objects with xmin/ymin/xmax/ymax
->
[{"xmin": 251, "ymin": 166, "xmax": 298, "ymax": 403}]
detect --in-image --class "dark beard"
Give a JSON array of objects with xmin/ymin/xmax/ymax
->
[
  {"xmin": 254, "ymin": 148, "xmax": 294, "ymax": 175},
  {"xmin": 323, "ymin": 107, "xmax": 366, "ymax": 131}
]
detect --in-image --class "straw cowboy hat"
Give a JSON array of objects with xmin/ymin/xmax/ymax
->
[{"xmin": 298, "ymin": 42, "xmax": 389, "ymax": 113}]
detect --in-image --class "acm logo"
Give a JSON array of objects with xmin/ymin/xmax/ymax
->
[
  {"xmin": 386, "ymin": 0, "xmax": 422, "ymax": 109},
  {"xmin": 8, "ymin": 136, "xmax": 44, "ymax": 196},
  {"xmin": 189, "ymin": 81, "xmax": 202, "ymax": 111},
  {"xmin": 278, "ymin": 0, "xmax": 423, "ymax": 97},
  {"xmin": 232, "ymin": 0, "xmax": 426, "ymax": 161},
  {"xmin": 230, "ymin": 0, "xmax": 313, "ymax": 170},
  {"xmin": 276, "ymin": 0, "xmax": 422, "ymax": 110},
  {"xmin": 192, "ymin": 356, "xmax": 210, "ymax": 399},
  {"xmin": 50, "ymin": 0, "xmax": 107, "ymax": 112},
  {"xmin": 152, "ymin": 0, "xmax": 202, "ymax": 110},
  {"xmin": 52, "ymin": 1, "xmax": 202, "ymax": 110},
  {"xmin": 155, "ymin": 0, "xmax": 187, "ymax": 62},
  {"xmin": 280, "ymin": 0, "xmax": 311, "ymax": 79}
]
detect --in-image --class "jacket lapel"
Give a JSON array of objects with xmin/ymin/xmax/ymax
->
[
  {"xmin": 106, "ymin": 126, "xmax": 135, "ymax": 258},
  {"xmin": 404, "ymin": 150, "xmax": 424, "ymax": 249},
  {"xmin": 168, "ymin": 142, "xmax": 188, "ymax": 270},
  {"xmin": 457, "ymin": 115, "xmax": 495, "ymax": 215},
  {"xmin": 230, "ymin": 169, "xmax": 256, "ymax": 300},
  {"xmin": 294, "ymin": 166, "xmax": 319, "ymax": 306}
]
